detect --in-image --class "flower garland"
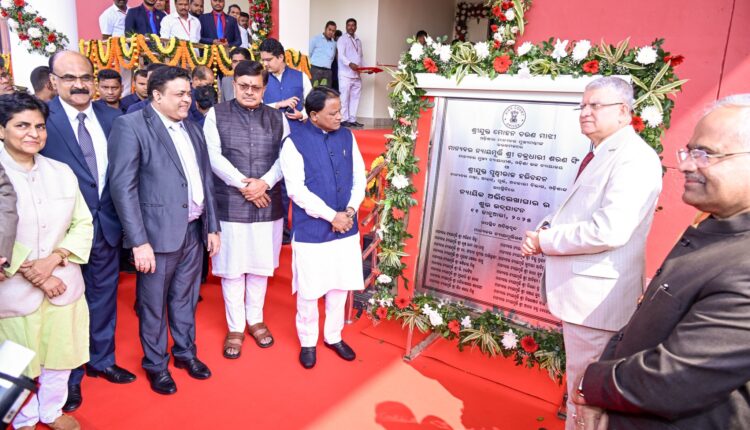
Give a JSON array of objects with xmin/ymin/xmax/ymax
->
[
  {"xmin": 248, "ymin": 0, "xmax": 271, "ymax": 52},
  {"xmin": 0, "ymin": 0, "xmax": 68, "ymax": 56},
  {"xmin": 370, "ymin": 0, "xmax": 686, "ymax": 382}
]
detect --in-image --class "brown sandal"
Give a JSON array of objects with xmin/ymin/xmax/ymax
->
[
  {"xmin": 223, "ymin": 331, "xmax": 245, "ymax": 359},
  {"xmin": 248, "ymin": 322, "xmax": 274, "ymax": 348}
]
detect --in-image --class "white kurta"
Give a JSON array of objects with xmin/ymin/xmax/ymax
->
[
  {"xmin": 279, "ymin": 132, "xmax": 367, "ymax": 300},
  {"xmin": 204, "ymin": 107, "xmax": 290, "ymax": 278}
]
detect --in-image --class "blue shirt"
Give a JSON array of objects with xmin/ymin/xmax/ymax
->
[{"xmin": 308, "ymin": 33, "xmax": 336, "ymax": 68}]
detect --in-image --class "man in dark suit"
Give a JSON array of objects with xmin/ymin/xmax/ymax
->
[
  {"xmin": 108, "ymin": 66, "xmax": 221, "ymax": 395},
  {"xmin": 573, "ymin": 94, "xmax": 750, "ymax": 429},
  {"xmin": 124, "ymin": 0, "xmax": 166, "ymax": 36},
  {"xmin": 199, "ymin": 0, "xmax": 241, "ymax": 47},
  {"xmin": 41, "ymin": 51, "xmax": 136, "ymax": 413}
]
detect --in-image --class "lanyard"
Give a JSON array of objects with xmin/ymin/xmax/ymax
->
[
  {"xmin": 349, "ymin": 35, "xmax": 360, "ymax": 55},
  {"xmin": 178, "ymin": 16, "xmax": 191, "ymax": 36}
]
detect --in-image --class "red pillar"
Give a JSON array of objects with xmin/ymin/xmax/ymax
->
[{"xmin": 270, "ymin": 0, "xmax": 279, "ymax": 39}]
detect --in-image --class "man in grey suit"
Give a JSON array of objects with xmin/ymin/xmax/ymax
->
[
  {"xmin": 573, "ymin": 94, "xmax": 750, "ymax": 429},
  {"xmin": 0, "ymin": 163, "xmax": 17, "ymax": 280},
  {"xmin": 108, "ymin": 66, "xmax": 221, "ymax": 395}
]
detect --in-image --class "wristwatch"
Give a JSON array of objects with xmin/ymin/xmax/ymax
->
[{"xmin": 345, "ymin": 207, "xmax": 356, "ymax": 219}]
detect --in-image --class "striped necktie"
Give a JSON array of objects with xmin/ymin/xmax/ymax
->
[{"xmin": 76, "ymin": 112, "xmax": 98, "ymax": 185}]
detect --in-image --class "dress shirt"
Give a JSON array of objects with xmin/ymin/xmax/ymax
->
[
  {"xmin": 265, "ymin": 68, "xmax": 313, "ymax": 120},
  {"xmin": 160, "ymin": 13, "xmax": 201, "ymax": 42},
  {"xmin": 309, "ymin": 33, "xmax": 336, "ymax": 68},
  {"xmin": 213, "ymin": 12, "xmax": 226, "ymax": 38},
  {"xmin": 58, "ymin": 99, "xmax": 109, "ymax": 197},
  {"xmin": 239, "ymin": 26, "xmax": 249, "ymax": 48},
  {"xmin": 153, "ymin": 109, "xmax": 205, "ymax": 221},
  {"xmin": 99, "ymin": 4, "xmax": 128, "ymax": 37},
  {"xmin": 279, "ymin": 133, "xmax": 366, "ymax": 223},
  {"xmin": 203, "ymin": 107, "xmax": 290, "ymax": 189},
  {"xmin": 337, "ymin": 33, "xmax": 363, "ymax": 79}
]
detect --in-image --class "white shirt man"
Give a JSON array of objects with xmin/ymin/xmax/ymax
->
[
  {"xmin": 336, "ymin": 18, "xmax": 363, "ymax": 127},
  {"xmin": 159, "ymin": 0, "xmax": 202, "ymax": 43},
  {"xmin": 99, "ymin": 0, "xmax": 128, "ymax": 38}
]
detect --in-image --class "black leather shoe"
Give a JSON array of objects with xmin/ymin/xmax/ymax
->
[
  {"xmin": 324, "ymin": 340, "xmax": 356, "ymax": 361},
  {"xmin": 174, "ymin": 357, "xmax": 212, "ymax": 380},
  {"xmin": 146, "ymin": 370, "xmax": 177, "ymax": 395},
  {"xmin": 86, "ymin": 364, "xmax": 137, "ymax": 384},
  {"xmin": 341, "ymin": 121, "xmax": 352, "ymax": 128},
  {"xmin": 299, "ymin": 347, "xmax": 316, "ymax": 369},
  {"xmin": 62, "ymin": 384, "xmax": 82, "ymax": 412},
  {"xmin": 352, "ymin": 121, "xmax": 364, "ymax": 128}
]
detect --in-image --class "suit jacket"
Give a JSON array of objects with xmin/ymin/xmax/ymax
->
[
  {"xmin": 124, "ymin": 4, "xmax": 166, "ymax": 35},
  {"xmin": 198, "ymin": 12, "xmax": 241, "ymax": 47},
  {"xmin": 41, "ymin": 97, "xmax": 123, "ymax": 247},
  {"xmin": 107, "ymin": 104, "xmax": 219, "ymax": 253},
  {"xmin": 0, "ymin": 162, "xmax": 18, "ymax": 264},
  {"xmin": 583, "ymin": 213, "xmax": 750, "ymax": 429},
  {"xmin": 93, "ymin": 98, "xmax": 125, "ymax": 114},
  {"xmin": 538, "ymin": 126, "xmax": 662, "ymax": 331}
]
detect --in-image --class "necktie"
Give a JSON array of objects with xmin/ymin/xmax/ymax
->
[
  {"xmin": 575, "ymin": 150, "xmax": 595, "ymax": 181},
  {"xmin": 76, "ymin": 112, "xmax": 99, "ymax": 185},
  {"xmin": 148, "ymin": 10, "xmax": 157, "ymax": 34},
  {"xmin": 216, "ymin": 14, "xmax": 224, "ymax": 39}
]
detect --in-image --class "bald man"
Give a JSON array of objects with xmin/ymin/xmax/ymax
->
[{"xmin": 41, "ymin": 51, "xmax": 136, "ymax": 413}]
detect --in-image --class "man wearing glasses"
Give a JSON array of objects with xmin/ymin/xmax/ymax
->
[
  {"xmin": 521, "ymin": 76, "xmax": 663, "ymax": 430},
  {"xmin": 573, "ymin": 95, "xmax": 750, "ymax": 428},
  {"xmin": 41, "ymin": 51, "xmax": 136, "ymax": 413}
]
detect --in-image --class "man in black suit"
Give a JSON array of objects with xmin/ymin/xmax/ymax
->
[
  {"xmin": 574, "ymin": 94, "xmax": 750, "ymax": 429},
  {"xmin": 199, "ymin": 0, "xmax": 241, "ymax": 47},
  {"xmin": 108, "ymin": 66, "xmax": 221, "ymax": 395},
  {"xmin": 124, "ymin": 0, "xmax": 166, "ymax": 36},
  {"xmin": 40, "ymin": 51, "xmax": 136, "ymax": 413}
]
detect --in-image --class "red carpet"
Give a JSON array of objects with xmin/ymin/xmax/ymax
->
[{"xmin": 66, "ymin": 128, "xmax": 564, "ymax": 429}]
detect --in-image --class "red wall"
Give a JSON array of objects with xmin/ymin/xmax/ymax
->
[{"xmin": 518, "ymin": 0, "xmax": 750, "ymax": 273}]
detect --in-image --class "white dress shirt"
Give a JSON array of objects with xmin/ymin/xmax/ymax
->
[
  {"xmin": 337, "ymin": 33, "xmax": 363, "ymax": 79},
  {"xmin": 153, "ymin": 109, "xmax": 204, "ymax": 221},
  {"xmin": 159, "ymin": 13, "xmax": 201, "ymax": 43},
  {"xmin": 99, "ymin": 4, "xmax": 127, "ymax": 37},
  {"xmin": 59, "ymin": 99, "xmax": 109, "ymax": 197},
  {"xmin": 239, "ymin": 26, "xmax": 249, "ymax": 48},
  {"xmin": 265, "ymin": 68, "xmax": 313, "ymax": 120}
]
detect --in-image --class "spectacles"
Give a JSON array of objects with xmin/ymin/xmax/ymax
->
[
  {"xmin": 573, "ymin": 102, "xmax": 623, "ymax": 111},
  {"xmin": 52, "ymin": 73, "xmax": 95, "ymax": 84},
  {"xmin": 677, "ymin": 148, "xmax": 750, "ymax": 168}
]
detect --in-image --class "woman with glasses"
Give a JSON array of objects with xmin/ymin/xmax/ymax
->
[{"xmin": 0, "ymin": 92, "xmax": 93, "ymax": 430}]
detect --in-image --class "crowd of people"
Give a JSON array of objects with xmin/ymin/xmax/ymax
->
[{"xmin": 1, "ymin": 2, "xmax": 750, "ymax": 430}]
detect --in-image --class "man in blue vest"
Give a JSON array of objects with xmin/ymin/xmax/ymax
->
[
  {"xmin": 279, "ymin": 87, "xmax": 366, "ymax": 369},
  {"xmin": 260, "ymin": 38, "xmax": 313, "ymax": 243}
]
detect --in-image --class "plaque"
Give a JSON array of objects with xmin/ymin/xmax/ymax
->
[{"xmin": 417, "ymin": 97, "xmax": 590, "ymax": 328}]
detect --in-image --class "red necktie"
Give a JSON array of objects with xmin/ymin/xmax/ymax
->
[{"xmin": 575, "ymin": 151, "xmax": 595, "ymax": 181}]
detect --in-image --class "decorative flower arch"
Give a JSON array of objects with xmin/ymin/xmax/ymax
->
[{"xmin": 0, "ymin": 0, "xmax": 68, "ymax": 56}]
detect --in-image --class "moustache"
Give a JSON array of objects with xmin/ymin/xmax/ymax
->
[
  {"xmin": 684, "ymin": 173, "xmax": 707, "ymax": 184},
  {"xmin": 70, "ymin": 88, "xmax": 90, "ymax": 95}
]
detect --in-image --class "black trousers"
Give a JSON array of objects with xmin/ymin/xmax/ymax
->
[{"xmin": 137, "ymin": 221, "xmax": 203, "ymax": 372}]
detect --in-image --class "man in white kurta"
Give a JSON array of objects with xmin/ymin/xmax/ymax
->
[
  {"xmin": 279, "ymin": 87, "xmax": 366, "ymax": 369},
  {"xmin": 204, "ymin": 60, "xmax": 289, "ymax": 357}
]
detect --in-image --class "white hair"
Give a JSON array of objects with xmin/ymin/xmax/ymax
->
[
  {"xmin": 704, "ymin": 94, "xmax": 750, "ymax": 148},
  {"xmin": 584, "ymin": 76, "xmax": 635, "ymax": 111}
]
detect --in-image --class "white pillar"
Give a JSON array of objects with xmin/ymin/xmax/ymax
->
[
  {"xmin": 279, "ymin": 0, "xmax": 310, "ymax": 52},
  {"xmin": 8, "ymin": 0, "xmax": 79, "ymax": 89}
]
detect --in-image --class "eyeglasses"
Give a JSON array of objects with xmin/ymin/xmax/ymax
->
[
  {"xmin": 573, "ymin": 102, "xmax": 623, "ymax": 112},
  {"xmin": 52, "ymin": 73, "xmax": 95, "ymax": 84},
  {"xmin": 677, "ymin": 148, "xmax": 750, "ymax": 168}
]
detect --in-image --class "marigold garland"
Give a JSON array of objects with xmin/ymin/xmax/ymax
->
[{"xmin": 368, "ymin": 0, "xmax": 686, "ymax": 382}]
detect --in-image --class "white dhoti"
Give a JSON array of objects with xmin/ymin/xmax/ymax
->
[
  {"xmin": 291, "ymin": 234, "xmax": 364, "ymax": 346},
  {"xmin": 339, "ymin": 75, "xmax": 362, "ymax": 123},
  {"xmin": 13, "ymin": 368, "xmax": 71, "ymax": 428},
  {"xmin": 212, "ymin": 219, "xmax": 283, "ymax": 332}
]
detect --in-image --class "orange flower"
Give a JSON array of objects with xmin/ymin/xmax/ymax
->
[
  {"xmin": 631, "ymin": 115, "xmax": 645, "ymax": 133},
  {"xmin": 395, "ymin": 296, "xmax": 410, "ymax": 309},
  {"xmin": 582, "ymin": 60, "xmax": 599, "ymax": 74},
  {"xmin": 520, "ymin": 335, "xmax": 539, "ymax": 353},
  {"xmin": 391, "ymin": 207, "xmax": 405, "ymax": 220},
  {"xmin": 493, "ymin": 55, "xmax": 512, "ymax": 73},
  {"xmin": 423, "ymin": 57, "xmax": 438, "ymax": 73},
  {"xmin": 448, "ymin": 320, "xmax": 461, "ymax": 336},
  {"xmin": 376, "ymin": 306, "xmax": 388, "ymax": 319}
]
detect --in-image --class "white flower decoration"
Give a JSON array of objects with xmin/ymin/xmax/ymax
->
[
  {"xmin": 460, "ymin": 315, "xmax": 472, "ymax": 328},
  {"xmin": 437, "ymin": 44, "xmax": 452, "ymax": 62},
  {"xmin": 7, "ymin": 19, "xmax": 18, "ymax": 31},
  {"xmin": 635, "ymin": 46, "xmax": 658, "ymax": 65},
  {"xmin": 409, "ymin": 42, "xmax": 424, "ymax": 60},
  {"xmin": 401, "ymin": 91, "xmax": 411, "ymax": 102},
  {"xmin": 377, "ymin": 274, "xmax": 393, "ymax": 284},
  {"xmin": 501, "ymin": 330, "xmax": 519, "ymax": 350},
  {"xmin": 474, "ymin": 41, "xmax": 490, "ymax": 60},
  {"xmin": 551, "ymin": 39, "xmax": 569, "ymax": 61},
  {"xmin": 424, "ymin": 36, "xmax": 433, "ymax": 46},
  {"xmin": 368, "ymin": 298, "xmax": 375, "ymax": 305},
  {"xmin": 391, "ymin": 174, "xmax": 410, "ymax": 190},
  {"xmin": 387, "ymin": 107, "xmax": 395, "ymax": 119},
  {"xmin": 510, "ymin": 26, "xmax": 519, "ymax": 34},
  {"xmin": 428, "ymin": 311, "xmax": 444, "ymax": 327},
  {"xmin": 0, "ymin": 0, "xmax": 11, "ymax": 8},
  {"xmin": 27, "ymin": 27, "xmax": 42, "ymax": 39},
  {"xmin": 505, "ymin": 40, "xmax": 515, "ymax": 46},
  {"xmin": 45, "ymin": 44, "xmax": 58, "ymax": 54},
  {"xmin": 493, "ymin": 32, "xmax": 504, "ymax": 42},
  {"xmin": 571, "ymin": 40, "xmax": 592, "ymax": 62},
  {"xmin": 640, "ymin": 105, "xmax": 663, "ymax": 127},
  {"xmin": 517, "ymin": 61, "xmax": 532, "ymax": 79},
  {"xmin": 251, "ymin": 22, "xmax": 258, "ymax": 31},
  {"xmin": 505, "ymin": 8, "xmax": 516, "ymax": 21},
  {"xmin": 517, "ymin": 42, "xmax": 533, "ymax": 56},
  {"xmin": 376, "ymin": 228, "xmax": 384, "ymax": 240}
]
